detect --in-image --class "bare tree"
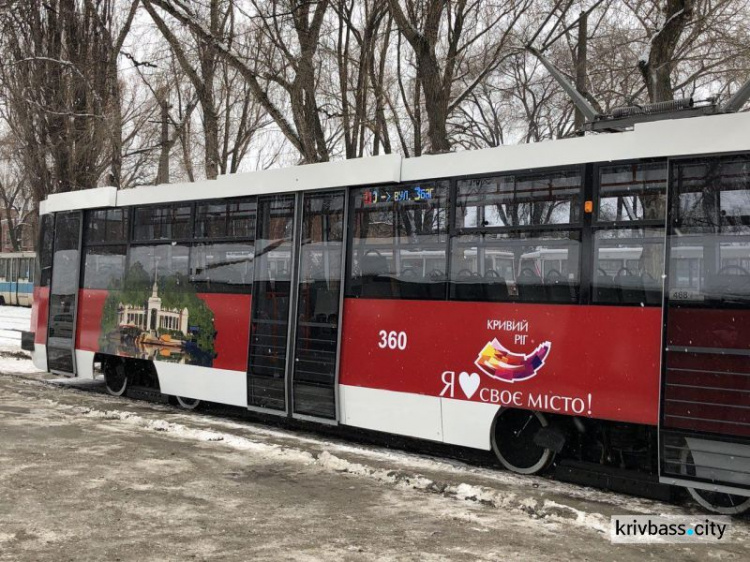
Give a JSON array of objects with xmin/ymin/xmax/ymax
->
[
  {"xmin": 0, "ymin": 0, "xmax": 139, "ymax": 206},
  {"xmin": 143, "ymin": 0, "xmax": 226, "ymax": 178},
  {"xmin": 385, "ymin": 0, "xmax": 562, "ymax": 153},
  {"xmin": 636, "ymin": 0, "xmax": 695, "ymax": 102},
  {"xmin": 144, "ymin": 0, "xmax": 331, "ymax": 163},
  {"xmin": 332, "ymin": 0, "xmax": 394, "ymax": 158},
  {"xmin": 625, "ymin": 0, "xmax": 750, "ymax": 103},
  {"xmin": 0, "ymin": 137, "xmax": 33, "ymax": 251}
]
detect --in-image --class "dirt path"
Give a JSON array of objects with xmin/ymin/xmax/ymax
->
[{"xmin": 0, "ymin": 368, "xmax": 748, "ymax": 561}]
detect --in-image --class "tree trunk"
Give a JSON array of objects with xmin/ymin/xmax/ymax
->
[
  {"xmin": 574, "ymin": 12, "xmax": 588, "ymax": 132},
  {"xmin": 639, "ymin": 0, "xmax": 694, "ymax": 103},
  {"xmin": 156, "ymin": 96, "xmax": 170, "ymax": 184}
]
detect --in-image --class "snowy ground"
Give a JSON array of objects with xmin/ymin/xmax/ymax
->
[
  {"xmin": 0, "ymin": 305, "xmax": 748, "ymax": 560},
  {"xmin": 0, "ymin": 305, "xmax": 31, "ymax": 351}
]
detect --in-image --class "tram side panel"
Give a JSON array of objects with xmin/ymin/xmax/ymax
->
[
  {"xmin": 75, "ymin": 287, "xmax": 252, "ymax": 406},
  {"xmin": 29, "ymin": 285, "xmax": 49, "ymax": 370},
  {"xmin": 664, "ymin": 307, "xmax": 750, "ymax": 438},
  {"xmin": 338, "ymin": 298, "xmax": 662, "ymax": 450},
  {"xmin": 661, "ymin": 306, "xmax": 750, "ymax": 489}
]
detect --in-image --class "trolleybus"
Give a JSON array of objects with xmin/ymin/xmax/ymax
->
[{"xmin": 23, "ymin": 111, "xmax": 750, "ymax": 514}]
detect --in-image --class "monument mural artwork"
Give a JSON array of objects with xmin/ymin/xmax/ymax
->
[{"xmin": 98, "ymin": 263, "xmax": 216, "ymax": 366}]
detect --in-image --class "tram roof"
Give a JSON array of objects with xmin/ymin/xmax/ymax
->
[{"xmin": 40, "ymin": 111, "xmax": 750, "ymax": 216}]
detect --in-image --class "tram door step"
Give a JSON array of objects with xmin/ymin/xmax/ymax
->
[{"xmin": 554, "ymin": 460, "xmax": 673, "ymax": 502}]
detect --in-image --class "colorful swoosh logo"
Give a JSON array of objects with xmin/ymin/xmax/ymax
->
[{"xmin": 475, "ymin": 338, "xmax": 551, "ymax": 383}]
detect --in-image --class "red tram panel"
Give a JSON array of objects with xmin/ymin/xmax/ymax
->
[{"xmin": 340, "ymin": 299, "xmax": 661, "ymax": 425}]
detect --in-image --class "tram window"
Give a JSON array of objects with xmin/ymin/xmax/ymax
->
[
  {"xmin": 195, "ymin": 198, "xmax": 256, "ymax": 239},
  {"xmin": 133, "ymin": 205, "xmax": 192, "ymax": 241},
  {"xmin": 0, "ymin": 260, "xmax": 5, "ymax": 279},
  {"xmin": 348, "ymin": 182, "xmax": 449, "ymax": 300},
  {"xmin": 129, "ymin": 244, "xmax": 190, "ymax": 281},
  {"xmin": 85, "ymin": 208, "xmax": 129, "ymax": 243},
  {"xmin": 18, "ymin": 258, "xmax": 29, "ymax": 280},
  {"xmin": 455, "ymin": 169, "xmax": 582, "ymax": 229},
  {"xmin": 674, "ymin": 159, "xmax": 750, "ymax": 233},
  {"xmin": 51, "ymin": 212, "xmax": 82, "ymax": 295},
  {"xmin": 297, "ymin": 191, "xmax": 344, "ymax": 309},
  {"xmin": 82, "ymin": 246, "xmax": 127, "ymax": 290},
  {"xmin": 670, "ymin": 156, "xmax": 750, "ymax": 303},
  {"xmin": 39, "ymin": 214, "xmax": 54, "ymax": 287},
  {"xmin": 597, "ymin": 162, "xmax": 667, "ymax": 223},
  {"xmin": 450, "ymin": 232, "xmax": 581, "ymax": 303},
  {"xmin": 592, "ymin": 229, "xmax": 664, "ymax": 305},
  {"xmin": 252, "ymin": 194, "xmax": 295, "ymax": 320},
  {"xmin": 668, "ymin": 241, "xmax": 750, "ymax": 300},
  {"xmin": 27, "ymin": 259, "xmax": 34, "ymax": 283},
  {"xmin": 190, "ymin": 243, "xmax": 254, "ymax": 293}
]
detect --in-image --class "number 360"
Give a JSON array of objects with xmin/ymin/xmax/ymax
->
[{"xmin": 378, "ymin": 330, "xmax": 407, "ymax": 350}]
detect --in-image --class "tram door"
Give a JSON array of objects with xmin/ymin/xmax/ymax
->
[
  {"xmin": 247, "ymin": 190, "xmax": 346, "ymax": 421},
  {"xmin": 660, "ymin": 155, "xmax": 750, "ymax": 497},
  {"xmin": 46, "ymin": 211, "xmax": 83, "ymax": 375}
]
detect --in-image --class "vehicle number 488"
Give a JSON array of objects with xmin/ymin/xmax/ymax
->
[{"xmin": 378, "ymin": 330, "xmax": 407, "ymax": 350}]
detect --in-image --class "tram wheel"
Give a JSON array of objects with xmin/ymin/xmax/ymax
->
[
  {"xmin": 103, "ymin": 359, "xmax": 128, "ymax": 397},
  {"xmin": 680, "ymin": 448, "xmax": 750, "ymax": 515},
  {"xmin": 686, "ymin": 487, "xmax": 750, "ymax": 515},
  {"xmin": 175, "ymin": 396, "xmax": 201, "ymax": 410},
  {"xmin": 491, "ymin": 409, "xmax": 553, "ymax": 475}
]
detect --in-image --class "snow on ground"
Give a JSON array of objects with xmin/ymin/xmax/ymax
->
[
  {"xmin": 0, "ymin": 305, "xmax": 38, "ymax": 374},
  {"xmin": 0, "ymin": 305, "xmax": 31, "ymax": 350}
]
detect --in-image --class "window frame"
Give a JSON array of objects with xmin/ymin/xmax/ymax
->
[
  {"xmin": 665, "ymin": 152, "xmax": 750, "ymax": 309},
  {"xmin": 37, "ymin": 213, "xmax": 55, "ymax": 288},
  {"xmin": 81, "ymin": 208, "xmax": 130, "ymax": 291},
  {"xmin": 448, "ymin": 164, "xmax": 586, "ymax": 305},
  {"xmin": 190, "ymin": 197, "xmax": 257, "ymax": 293},
  {"xmin": 345, "ymin": 180, "xmax": 451, "ymax": 300},
  {"xmin": 194, "ymin": 197, "xmax": 258, "ymax": 241},
  {"xmin": 592, "ymin": 159, "xmax": 668, "ymax": 230},
  {"xmin": 590, "ymin": 158, "xmax": 668, "ymax": 307},
  {"xmin": 81, "ymin": 198, "xmax": 259, "ymax": 294},
  {"xmin": 451, "ymin": 165, "xmax": 586, "ymax": 236},
  {"xmin": 132, "ymin": 203, "xmax": 194, "ymax": 243}
]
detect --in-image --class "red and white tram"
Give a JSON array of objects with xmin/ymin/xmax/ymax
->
[{"xmin": 23, "ymin": 111, "xmax": 750, "ymax": 513}]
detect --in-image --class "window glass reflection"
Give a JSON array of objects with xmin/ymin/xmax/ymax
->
[
  {"xmin": 450, "ymin": 232, "xmax": 580, "ymax": 303},
  {"xmin": 670, "ymin": 157, "xmax": 750, "ymax": 304},
  {"xmin": 597, "ymin": 162, "xmax": 666, "ymax": 223},
  {"xmin": 83, "ymin": 245, "xmax": 127, "ymax": 290},
  {"xmin": 349, "ymin": 182, "xmax": 448, "ymax": 299},
  {"xmin": 456, "ymin": 170, "xmax": 582, "ymax": 229},
  {"xmin": 593, "ymin": 229, "xmax": 664, "ymax": 305},
  {"xmin": 191, "ymin": 243, "xmax": 254, "ymax": 293}
]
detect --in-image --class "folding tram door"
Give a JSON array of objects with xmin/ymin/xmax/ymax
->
[
  {"xmin": 45, "ymin": 211, "xmax": 83, "ymax": 375},
  {"xmin": 247, "ymin": 190, "xmax": 347, "ymax": 422},
  {"xmin": 660, "ymin": 154, "xmax": 750, "ymax": 513}
]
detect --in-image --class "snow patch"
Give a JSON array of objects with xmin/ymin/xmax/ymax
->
[
  {"xmin": 68, "ymin": 404, "xmax": 615, "ymax": 535},
  {"xmin": 74, "ymin": 406, "xmax": 316, "ymax": 464}
]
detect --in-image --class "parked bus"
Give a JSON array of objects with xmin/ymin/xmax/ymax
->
[
  {"xmin": 23, "ymin": 112, "xmax": 750, "ymax": 514},
  {"xmin": 0, "ymin": 252, "xmax": 35, "ymax": 306}
]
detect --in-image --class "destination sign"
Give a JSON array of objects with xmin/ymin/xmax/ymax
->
[{"xmin": 363, "ymin": 186, "xmax": 435, "ymax": 205}]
